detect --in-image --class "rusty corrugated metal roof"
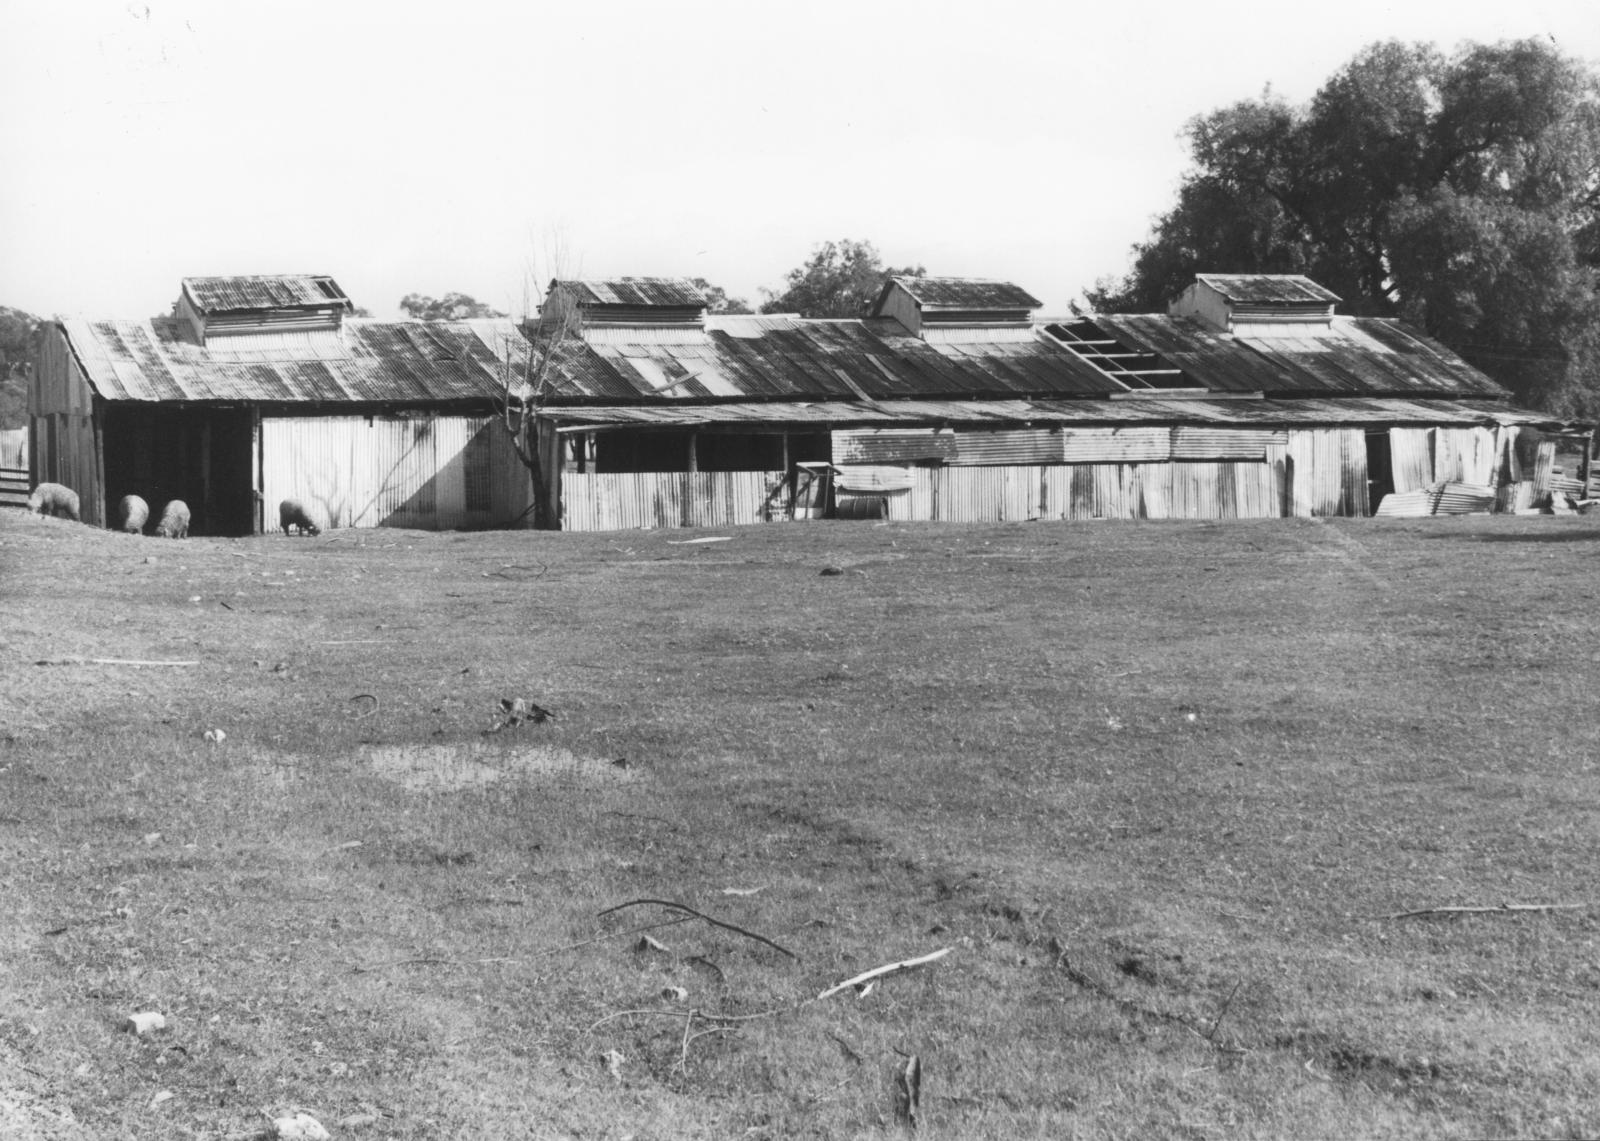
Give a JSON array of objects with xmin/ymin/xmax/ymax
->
[
  {"xmin": 541, "ymin": 315, "xmax": 1118, "ymax": 404},
  {"xmin": 558, "ymin": 278, "xmax": 708, "ymax": 308},
  {"xmin": 61, "ymin": 317, "xmax": 527, "ymax": 404},
  {"xmin": 1196, "ymin": 274, "xmax": 1341, "ymax": 304},
  {"xmin": 888, "ymin": 277, "xmax": 1042, "ymax": 311},
  {"xmin": 551, "ymin": 396, "xmax": 1557, "ymax": 430},
  {"xmin": 182, "ymin": 275, "xmax": 350, "ymax": 313},
  {"xmin": 1086, "ymin": 314, "xmax": 1507, "ymax": 399}
]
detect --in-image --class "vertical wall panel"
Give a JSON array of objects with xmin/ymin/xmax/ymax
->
[
  {"xmin": 262, "ymin": 415, "xmax": 530, "ymax": 532},
  {"xmin": 1389, "ymin": 429, "xmax": 1434, "ymax": 492}
]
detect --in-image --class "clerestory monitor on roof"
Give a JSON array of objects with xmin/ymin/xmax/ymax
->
[
  {"xmin": 542, "ymin": 277, "xmax": 710, "ymax": 340},
  {"xmin": 176, "ymin": 274, "xmax": 354, "ymax": 345},
  {"xmin": 1169, "ymin": 274, "xmax": 1340, "ymax": 334},
  {"xmin": 870, "ymin": 276, "xmax": 1041, "ymax": 339}
]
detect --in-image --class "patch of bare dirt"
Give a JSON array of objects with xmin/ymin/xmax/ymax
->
[{"xmin": 364, "ymin": 742, "xmax": 634, "ymax": 792}]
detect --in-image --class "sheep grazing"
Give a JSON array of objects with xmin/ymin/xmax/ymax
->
[
  {"xmin": 154, "ymin": 499, "xmax": 190, "ymax": 539},
  {"xmin": 118, "ymin": 494, "xmax": 150, "ymax": 534},
  {"xmin": 27, "ymin": 482, "xmax": 80, "ymax": 521},
  {"xmin": 278, "ymin": 498, "xmax": 323, "ymax": 536}
]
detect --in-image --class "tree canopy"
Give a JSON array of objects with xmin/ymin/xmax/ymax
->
[
  {"xmin": 398, "ymin": 293, "xmax": 507, "ymax": 321},
  {"xmin": 1088, "ymin": 38, "xmax": 1600, "ymax": 413},
  {"xmin": 0, "ymin": 306, "xmax": 39, "ymax": 429},
  {"xmin": 760, "ymin": 240, "xmax": 926, "ymax": 318},
  {"xmin": 689, "ymin": 277, "xmax": 753, "ymax": 315}
]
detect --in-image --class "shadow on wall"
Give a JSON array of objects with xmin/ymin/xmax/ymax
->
[{"xmin": 276, "ymin": 417, "xmax": 530, "ymax": 533}]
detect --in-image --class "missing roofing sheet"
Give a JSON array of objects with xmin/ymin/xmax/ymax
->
[{"xmin": 1044, "ymin": 320, "xmax": 1200, "ymax": 390}]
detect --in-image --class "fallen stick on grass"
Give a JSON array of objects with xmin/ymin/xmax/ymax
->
[
  {"xmin": 817, "ymin": 947, "xmax": 951, "ymax": 1000},
  {"xmin": 598, "ymin": 898, "xmax": 799, "ymax": 960},
  {"xmin": 1383, "ymin": 902, "xmax": 1594, "ymax": 920},
  {"xmin": 35, "ymin": 658, "xmax": 198, "ymax": 667}
]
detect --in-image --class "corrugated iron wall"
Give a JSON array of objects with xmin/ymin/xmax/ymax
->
[
  {"xmin": 1286, "ymin": 429, "xmax": 1368, "ymax": 517},
  {"xmin": 261, "ymin": 415, "xmax": 532, "ymax": 531},
  {"xmin": 560, "ymin": 471, "xmax": 785, "ymax": 530},
  {"xmin": 30, "ymin": 328, "xmax": 104, "ymax": 525}
]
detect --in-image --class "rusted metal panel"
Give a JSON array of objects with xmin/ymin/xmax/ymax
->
[
  {"xmin": 1061, "ymin": 428, "xmax": 1169, "ymax": 463},
  {"xmin": 1196, "ymin": 275, "xmax": 1341, "ymax": 305},
  {"xmin": 562, "ymin": 278, "xmax": 708, "ymax": 309},
  {"xmin": 886, "ymin": 278, "xmax": 1042, "ymax": 312},
  {"xmin": 1389, "ymin": 429, "xmax": 1434, "ymax": 493},
  {"xmin": 184, "ymin": 275, "xmax": 347, "ymax": 313},
  {"xmin": 1434, "ymin": 427, "xmax": 1497, "ymax": 485},
  {"xmin": 834, "ymin": 465, "xmax": 917, "ymax": 493},
  {"xmin": 833, "ymin": 428, "xmax": 956, "ymax": 464},
  {"xmin": 948, "ymin": 428, "xmax": 1061, "ymax": 466},
  {"xmin": 62, "ymin": 317, "xmax": 527, "ymax": 405}
]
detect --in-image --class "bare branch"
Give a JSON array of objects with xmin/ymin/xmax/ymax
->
[{"xmin": 597, "ymin": 898, "xmax": 800, "ymax": 960}]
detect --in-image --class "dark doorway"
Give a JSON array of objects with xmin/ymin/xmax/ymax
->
[
  {"xmin": 1365, "ymin": 430, "xmax": 1394, "ymax": 515},
  {"xmin": 102, "ymin": 405, "xmax": 255, "ymax": 536}
]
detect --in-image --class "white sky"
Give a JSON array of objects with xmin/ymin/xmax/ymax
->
[{"xmin": 3, "ymin": 0, "xmax": 1598, "ymax": 321}]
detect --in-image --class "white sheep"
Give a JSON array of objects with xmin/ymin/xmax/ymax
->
[
  {"xmin": 118, "ymin": 494, "xmax": 150, "ymax": 534},
  {"xmin": 155, "ymin": 499, "xmax": 190, "ymax": 539},
  {"xmin": 27, "ymin": 482, "xmax": 80, "ymax": 521},
  {"xmin": 278, "ymin": 498, "xmax": 323, "ymax": 536}
]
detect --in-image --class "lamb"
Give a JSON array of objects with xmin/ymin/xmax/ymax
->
[
  {"xmin": 27, "ymin": 482, "xmax": 80, "ymax": 521},
  {"xmin": 154, "ymin": 499, "xmax": 190, "ymax": 539},
  {"xmin": 278, "ymin": 498, "xmax": 323, "ymax": 536},
  {"xmin": 118, "ymin": 494, "xmax": 150, "ymax": 534}
]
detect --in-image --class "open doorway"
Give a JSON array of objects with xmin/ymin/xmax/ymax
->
[
  {"xmin": 101, "ymin": 405, "xmax": 255, "ymax": 535},
  {"xmin": 1364, "ymin": 430, "xmax": 1395, "ymax": 515}
]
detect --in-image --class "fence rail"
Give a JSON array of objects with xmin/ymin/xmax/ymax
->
[{"xmin": 0, "ymin": 466, "xmax": 30, "ymax": 509}]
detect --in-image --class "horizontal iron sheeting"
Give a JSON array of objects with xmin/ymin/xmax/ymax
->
[
  {"xmin": 1060, "ymin": 428, "xmax": 1170, "ymax": 463},
  {"xmin": 949, "ymin": 428, "xmax": 1063, "ymax": 465},
  {"xmin": 833, "ymin": 428, "xmax": 957, "ymax": 463}
]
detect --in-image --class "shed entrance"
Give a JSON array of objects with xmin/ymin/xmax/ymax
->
[{"xmin": 101, "ymin": 405, "xmax": 255, "ymax": 536}]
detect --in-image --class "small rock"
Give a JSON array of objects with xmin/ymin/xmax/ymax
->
[
  {"xmin": 633, "ymin": 934, "xmax": 671, "ymax": 955},
  {"xmin": 148, "ymin": 1090, "xmax": 173, "ymax": 1109},
  {"xmin": 123, "ymin": 1011, "xmax": 166, "ymax": 1036},
  {"xmin": 188, "ymin": 595, "xmax": 202, "ymax": 604},
  {"xmin": 142, "ymin": 831, "xmax": 162, "ymax": 846},
  {"xmin": 273, "ymin": 1112, "xmax": 331, "ymax": 1140},
  {"xmin": 143, "ymin": 556, "xmax": 156, "ymax": 564},
  {"xmin": 600, "ymin": 1049, "xmax": 625, "ymax": 1083},
  {"xmin": 660, "ymin": 986, "xmax": 688, "ymax": 1002},
  {"xmin": 203, "ymin": 729, "xmax": 226, "ymax": 744},
  {"xmin": 338, "ymin": 1112, "xmax": 379, "ymax": 1130},
  {"xmin": 820, "ymin": 566, "xmax": 844, "ymax": 576}
]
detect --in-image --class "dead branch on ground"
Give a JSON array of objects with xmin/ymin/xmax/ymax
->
[
  {"xmin": 598, "ymin": 898, "xmax": 799, "ymax": 960},
  {"xmin": 817, "ymin": 947, "xmax": 950, "ymax": 1000},
  {"xmin": 1383, "ymin": 902, "xmax": 1594, "ymax": 920}
]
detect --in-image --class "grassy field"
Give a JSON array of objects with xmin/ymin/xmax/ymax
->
[{"xmin": 2, "ymin": 508, "xmax": 1598, "ymax": 1140}]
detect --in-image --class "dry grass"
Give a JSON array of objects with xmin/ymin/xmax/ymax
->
[{"xmin": 2, "ymin": 509, "xmax": 1599, "ymax": 1139}]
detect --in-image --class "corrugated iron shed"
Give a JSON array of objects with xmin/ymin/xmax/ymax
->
[
  {"xmin": 182, "ymin": 275, "xmax": 350, "ymax": 313},
  {"xmin": 1195, "ymin": 274, "xmax": 1341, "ymax": 304},
  {"xmin": 59, "ymin": 317, "xmax": 527, "ymax": 404}
]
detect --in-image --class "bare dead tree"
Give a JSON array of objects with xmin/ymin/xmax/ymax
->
[{"xmin": 495, "ymin": 281, "xmax": 583, "ymax": 529}]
